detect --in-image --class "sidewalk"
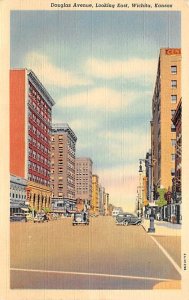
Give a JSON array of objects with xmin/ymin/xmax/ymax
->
[{"xmin": 142, "ymin": 218, "xmax": 181, "ymax": 236}]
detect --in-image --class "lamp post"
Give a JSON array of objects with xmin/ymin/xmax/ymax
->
[
  {"xmin": 139, "ymin": 153, "xmax": 156, "ymax": 232},
  {"xmin": 147, "ymin": 154, "xmax": 156, "ymax": 233},
  {"xmin": 138, "ymin": 161, "xmax": 143, "ymax": 218}
]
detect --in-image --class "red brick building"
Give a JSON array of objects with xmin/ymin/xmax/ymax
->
[{"xmin": 10, "ymin": 69, "xmax": 55, "ymax": 211}]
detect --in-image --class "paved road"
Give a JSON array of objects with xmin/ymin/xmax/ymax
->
[{"xmin": 10, "ymin": 216, "xmax": 181, "ymax": 289}]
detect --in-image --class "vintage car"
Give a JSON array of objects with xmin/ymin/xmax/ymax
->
[
  {"xmin": 72, "ymin": 212, "xmax": 89, "ymax": 226},
  {"xmin": 115, "ymin": 213, "xmax": 141, "ymax": 226},
  {"xmin": 10, "ymin": 213, "xmax": 27, "ymax": 222}
]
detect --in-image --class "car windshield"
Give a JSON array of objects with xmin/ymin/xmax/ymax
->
[{"xmin": 74, "ymin": 213, "xmax": 82, "ymax": 217}]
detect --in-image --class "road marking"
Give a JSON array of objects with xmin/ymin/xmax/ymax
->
[
  {"xmin": 150, "ymin": 236, "xmax": 182, "ymax": 276},
  {"xmin": 10, "ymin": 268, "xmax": 174, "ymax": 282}
]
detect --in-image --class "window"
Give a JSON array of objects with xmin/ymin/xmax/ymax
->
[
  {"xmin": 171, "ymin": 139, "xmax": 176, "ymax": 146},
  {"xmin": 171, "ymin": 124, "xmax": 176, "ymax": 132},
  {"xmin": 171, "ymin": 109, "xmax": 176, "ymax": 117},
  {"xmin": 171, "ymin": 80, "xmax": 177, "ymax": 88},
  {"xmin": 171, "ymin": 66, "xmax": 177, "ymax": 74},
  {"xmin": 171, "ymin": 168, "xmax": 175, "ymax": 176},
  {"xmin": 171, "ymin": 95, "xmax": 177, "ymax": 103},
  {"xmin": 171, "ymin": 154, "xmax": 176, "ymax": 161}
]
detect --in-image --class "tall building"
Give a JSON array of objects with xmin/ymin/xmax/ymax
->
[
  {"xmin": 151, "ymin": 48, "xmax": 181, "ymax": 191},
  {"xmin": 75, "ymin": 157, "xmax": 93, "ymax": 205},
  {"xmin": 104, "ymin": 193, "xmax": 109, "ymax": 216},
  {"xmin": 51, "ymin": 123, "xmax": 77, "ymax": 210},
  {"xmin": 99, "ymin": 184, "xmax": 105, "ymax": 216},
  {"xmin": 172, "ymin": 98, "xmax": 182, "ymax": 223},
  {"xmin": 92, "ymin": 174, "xmax": 99, "ymax": 214},
  {"xmin": 10, "ymin": 69, "xmax": 55, "ymax": 211}
]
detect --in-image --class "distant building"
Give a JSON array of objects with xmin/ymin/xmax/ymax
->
[
  {"xmin": 75, "ymin": 157, "xmax": 93, "ymax": 207},
  {"xmin": 51, "ymin": 123, "xmax": 77, "ymax": 211},
  {"xmin": 92, "ymin": 175, "xmax": 99, "ymax": 213},
  {"xmin": 99, "ymin": 185, "xmax": 105, "ymax": 215},
  {"xmin": 151, "ymin": 48, "xmax": 181, "ymax": 190},
  {"xmin": 104, "ymin": 193, "xmax": 109, "ymax": 215},
  {"xmin": 10, "ymin": 69, "xmax": 55, "ymax": 212}
]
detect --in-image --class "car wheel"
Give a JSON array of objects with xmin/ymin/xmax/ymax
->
[
  {"xmin": 124, "ymin": 220, "xmax": 129, "ymax": 226},
  {"xmin": 137, "ymin": 222, "xmax": 141, "ymax": 226}
]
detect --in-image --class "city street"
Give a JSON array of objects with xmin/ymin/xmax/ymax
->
[{"xmin": 10, "ymin": 216, "xmax": 181, "ymax": 289}]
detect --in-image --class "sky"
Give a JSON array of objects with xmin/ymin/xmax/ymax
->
[{"xmin": 10, "ymin": 10, "xmax": 181, "ymax": 212}]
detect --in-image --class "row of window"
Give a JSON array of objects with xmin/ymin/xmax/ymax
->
[
  {"xmin": 29, "ymin": 97, "xmax": 51, "ymax": 121},
  {"xmin": 28, "ymin": 174, "xmax": 50, "ymax": 186},
  {"xmin": 29, "ymin": 123, "xmax": 50, "ymax": 135},
  {"xmin": 10, "ymin": 193, "xmax": 26, "ymax": 199},
  {"xmin": 29, "ymin": 111, "xmax": 51, "ymax": 128},
  {"xmin": 29, "ymin": 86, "xmax": 51, "ymax": 113},
  {"xmin": 28, "ymin": 161, "xmax": 50, "ymax": 176},
  {"xmin": 29, "ymin": 149, "xmax": 50, "ymax": 164},
  {"xmin": 76, "ymin": 163, "xmax": 90, "ymax": 166},
  {"xmin": 28, "ymin": 141, "xmax": 50, "ymax": 155},
  {"xmin": 29, "ymin": 134, "xmax": 49, "ymax": 146}
]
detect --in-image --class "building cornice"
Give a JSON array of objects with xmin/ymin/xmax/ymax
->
[
  {"xmin": 27, "ymin": 69, "xmax": 55, "ymax": 107},
  {"xmin": 52, "ymin": 123, "xmax": 77, "ymax": 142}
]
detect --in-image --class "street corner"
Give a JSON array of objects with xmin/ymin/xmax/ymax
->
[{"xmin": 153, "ymin": 280, "xmax": 181, "ymax": 289}]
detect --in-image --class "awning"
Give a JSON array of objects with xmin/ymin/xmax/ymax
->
[{"xmin": 21, "ymin": 208, "xmax": 29, "ymax": 212}]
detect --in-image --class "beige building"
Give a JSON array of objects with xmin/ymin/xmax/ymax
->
[
  {"xmin": 92, "ymin": 174, "xmax": 99, "ymax": 213},
  {"xmin": 75, "ymin": 157, "xmax": 93, "ymax": 205},
  {"xmin": 152, "ymin": 48, "xmax": 181, "ymax": 190},
  {"xmin": 51, "ymin": 123, "xmax": 77, "ymax": 201}
]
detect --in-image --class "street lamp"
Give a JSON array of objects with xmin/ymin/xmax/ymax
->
[
  {"xmin": 139, "ymin": 154, "xmax": 156, "ymax": 232},
  {"xmin": 138, "ymin": 160, "xmax": 143, "ymax": 218}
]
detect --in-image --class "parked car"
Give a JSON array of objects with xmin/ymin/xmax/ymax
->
[
  {"xmin": 10, "ymin": 213, "xmax": 27, "ymax": 222},
  {"xmin": 72, "ymin": 212, "xmax": 89, "ymax": 226},
  {"xmin": 116, "ymin": 213, "xmax": 141, "ymax": 226}
]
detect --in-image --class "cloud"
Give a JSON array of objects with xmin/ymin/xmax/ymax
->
[
  {"xmin": 23, "ymin": 52, "xmax": 92, "ymax": 88},
  {"xmin": 86, "ymin": 57, "xmax": 157, "ymax": 80},
  {"xmin": 76, "ymin": 127, "xmax": 150, "ymax": 171},
  {"xmin": 56, "ymin": 87, "xmax": 139, "ymax": 111}
]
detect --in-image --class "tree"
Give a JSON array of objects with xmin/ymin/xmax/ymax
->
[{"xmin": 156, "ymin": 188, "xmax": 167, "ymax": 207}]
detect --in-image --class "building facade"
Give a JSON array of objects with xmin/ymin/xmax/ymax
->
[
  {"xmin": 75, "ymin": 157, "xmax": 93, "ymax": 206},
  {"xmin": 151, "ymin": 48, "xmax": 181, "ymax": 191},
  {"xmin": 92, "ymin": 174, "xmax": 99, "ymax": 214},
  {"xmin": 10, "ymin": 174, "xmax": 27, "ymax": 215},
  {"xmin": 172, "ymin": 98, "xmax": 182, "ymax": 223},
  {"xmin": 51, "ymin": 123, "xmax": 77, "ymax": 209},
  {"xmin": 10, "ymin": 69, "xmax": 55, "ymax": 212},
  {"xmin": 104, "ymin": 193, "xmax": 109, "ymax": 216},
  {"xmin": 99, "ymin": 185, "xmax": 105, "ymax": 216}
]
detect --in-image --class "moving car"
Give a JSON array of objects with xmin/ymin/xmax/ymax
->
[
  {"xmin": 115, "ymin": 213, "xmax": 141, "ymax": 226},
  {"xmin": 72, "ymin": 212, "xmax": 89, "ymax": 226}
]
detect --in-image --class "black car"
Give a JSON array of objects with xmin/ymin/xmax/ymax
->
[
  {"xmin": 72, "ymin": 212, "xmax": 89, "ymax": 226},
  {"xmin": 116, "ymin": 213, "xmax": 141, "ymax": 226},
  {"xmin": 10, "ymin": 213, "xmax": 27, "ymax": 222}
]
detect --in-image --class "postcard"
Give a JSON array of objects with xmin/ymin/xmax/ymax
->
[{"xmin": 0, "ymin": 0, "xmax": 189, "ymax": 299}]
